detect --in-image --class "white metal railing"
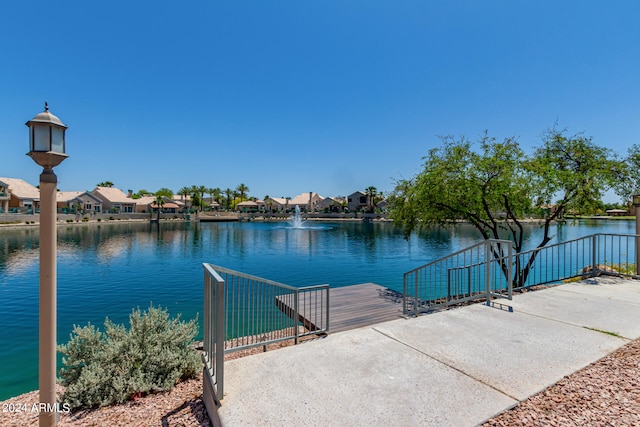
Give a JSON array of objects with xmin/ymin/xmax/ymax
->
[
  {"xmin": 404, "ymin": 233, "xmax": 639, "ymax": 316},
  {"xmin": 202, "ymin": 263, "xmax": 329, "ymax": 411}
]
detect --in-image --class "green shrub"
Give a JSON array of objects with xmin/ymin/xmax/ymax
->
[{"xmin": 57, "ymin": 305, "xmax": 200, "ymax": 410}]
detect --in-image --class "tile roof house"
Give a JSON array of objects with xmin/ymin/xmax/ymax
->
[
  {"xmin": 0, "ymin": 179, "xmax": 10, "ymax": 213},
  {"xmin": 265, "ymin": 192, "xmax": 323, "ymax": 212},
  {"xmin": 317, "ymin": 196, "xmax": 345, "ymax": 212},
  {"xmin": 92, "ymin": 186, "xmax": 136, "ymax": 213},
  {"xmin": 135, "ymin": 196, "xmax": 181, "ymax": 213},
  {"xmin": 237, "ymin": 200, "xmax": 265, "ymax": 213},
  {"xmin": 134, "ymin": 196, "xmax": 157, "ymax": 213},
  {"xmin": 57, "ymin": 191, "xmax": 103, "ymax": 213},
  {"xmin": 347, "ymin": 191, "xmax": 368, "ymax": 212},
  {"xmin": 0, "ymin": 177, "xmax": 40, "ymax": 212}
]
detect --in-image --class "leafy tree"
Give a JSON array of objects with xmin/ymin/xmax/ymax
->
[
  {"xmin": 187, "ymin": 185, "xmax": 206, "ymax": 212},
  {"xmin": 389, "ymin": 128, "xmax": 619, "ymax": 287},
  {"xmin": 612, "ymin": 144, "xmax": 640, "ymax": 203},
  {"xmin": 133, "ymin": 189, "xmax": 152, "ymax": 199},
  {"xmin": 224, "ymin": 188, "xmax": 233, "ymax": 210},
  {"xmin": 97, "ymin": 181, "xmax": 114, "ymax": 188},
  {"xmin": 191, "ymin": 193, "xmax": 202, "ymax": 211},
  {"xmin": 155, "ymin": 187, "xmax": 173, "ymax": 198}
]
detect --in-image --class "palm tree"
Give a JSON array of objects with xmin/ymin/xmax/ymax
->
[
  {"xmin": 208, "ymin": 188, "xmax": 222, "ymax": 210},
  {"xmin": 97, "ymin": 181, "xmax": 114, "ymax": 188},
  {"xmin": 196, "ymin": 185, "xmax": 207, "ymax": 211},
  {"xmin": 178, "ymin": 187, "xmax": 191, "ymax": 213},
  {"xmin": 224, "ymin": 188, "xmax": 233, "ymax": 210},
  {"xmin": 365, "ymin": 186, "xmax": 378, "ymax": 212},
  {"xmin": 236, "ymin": 183, "xmax": 249, "ymax": 202},
  {"xmin": 153, "ymin": 195, "xmax": 165, "ymax": 222}
]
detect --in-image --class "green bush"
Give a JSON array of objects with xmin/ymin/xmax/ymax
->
[{"xmin": 57, "ymin": 305, "xmax": 200, "ymax": 410}]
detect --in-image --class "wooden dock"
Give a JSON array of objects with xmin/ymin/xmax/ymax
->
[{"xmin": 276, "ymin": 283, "xmax": 406, "ymax": 334}]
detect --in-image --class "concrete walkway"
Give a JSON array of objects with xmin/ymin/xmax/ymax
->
[{"xmin": 217, "ymin": 277, "xmax": 640, "ymax": 427}]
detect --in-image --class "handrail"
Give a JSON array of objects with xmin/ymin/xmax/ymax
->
[
  {"xmin": 202, "ymin": 262, "xmax": 329, "ymax": 411},
  {"xmin": 403, "ymin": 239, "xmax": 513, "ymax": 316},
  {"xmin": 404, "ymin": 233, "xmax": 639, "ymax": 317}
]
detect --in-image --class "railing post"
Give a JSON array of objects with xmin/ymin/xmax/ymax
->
[
  {"xmin": 485, "ymin": 241, "xmax": 491, "ymax": 305},
  {"xmin": 591, "ymin": 234, "xmax": 598, "ymax": 277},
  {"xmin": 402, "ymin": 274, "xmax": 407, "ymax": 316},
  {"xmin": 294, "ymin": 289, "xmax": 299, "ymax": 345},
  {"xmin": 414, "ymin": 272, "xmax": 419, "ymax": 317},
  {"xmin": 215, "ymin": 272, "xmax": 225, "ymax": 399},
  {"xmin": 507, "ymin": 243, "xmax": 513, "ymax": 300},
  {"xmin": 325, "ymin": 286, "xmax": 330, "ymax": 333}
]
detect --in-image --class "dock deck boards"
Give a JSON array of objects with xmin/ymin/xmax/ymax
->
[{"xmin": 277, "ymin": 283, "xmax": 406, "ymax": 334}]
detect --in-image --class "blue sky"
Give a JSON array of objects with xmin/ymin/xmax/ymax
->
[{"xmin": 1, "ymin": 1, "xmax": 638, "ymax": 202}]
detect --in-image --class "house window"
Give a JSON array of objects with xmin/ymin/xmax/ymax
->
[
  {"xmin": 84, "ymin": 203, "xmax": 92, "ymax": 211},
  {"xmin": 359, "ymin": 196, "xmax": 366, "ymax": 204}
]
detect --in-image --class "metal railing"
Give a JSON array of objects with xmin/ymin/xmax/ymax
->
[
  {"xmin": 513, "ymin": 233, "xmax": 638, "ymax": 288},
  {"xmin": 404, "ymin": 233, "xmax": 638, "ymax": 317},
  {"xmin": 202, "ymin": 263, "xmax": 329, "ymax": 409},
  {"xmin": 403, "ymin": 239, "xmax": 513, "ymax": 316}
]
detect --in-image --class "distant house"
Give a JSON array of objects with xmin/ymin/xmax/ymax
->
[
  {"xmin": 317, "ymin": 196, "xmax": 345, "ymax": 212},
  {"xmin": 150, "ymin": 200, "xmax": 180, "ymax": 214},
  {"xmin": 172, "ymin": 194, "xmax": 191, "ymax": 211},
  {"xmin": 0, "ymin": 180, "xmax": 10, "ymax": 213},
  {"xmin": 376, "ymin": 199, "xmax": 389, "ymax": 213},
  {"xmin": 606, "ymin": 209, "xmax": 628, "ymax": 217},
  {"xmin": 92, "ymin": 186, "xmax": 136, "ymax": 213},
  {"xmin": 134, "ymin": 196, "xmax": 156, "ymax": 213},
  {"xmin": 0, "ymin": 177, "xmax": 40, "ymax": 212},
  {"xmin": 264, "ymin": 197, "xmax": 289, "ymax": 212},
  {"xmin": 57, "ymin": 191, "xmax": 103, "ymax": 213},
  {"xmin": 237, "ymin": 200, "xmax": 262, "ymax": 213},
  {"xmin": 347, "ymin": 191, "xmax": 368, "ymax": 212},
  {"xmin": 266, "ymin": 192, "xmax": 323, "ymax": 213},
  {"xmin": 132, "ymin": 196, "xmax": 180, "ymax": 214}
]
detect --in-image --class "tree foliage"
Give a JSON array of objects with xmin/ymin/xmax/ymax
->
[
  {"xmin": 154, "ymin": 187, "xmax": 173, "ymax": 198},
  {"xmin": 389, "ymin": 128, "xmax": 619, "ymax": 287},
  {"xmin": 612, "ymin": 144, "xmax": 640, "ymax": 202}
]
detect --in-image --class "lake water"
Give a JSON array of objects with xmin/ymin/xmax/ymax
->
[{"xmin": 0, "ymin": 218, "xmax": 634, "ymax": 400}]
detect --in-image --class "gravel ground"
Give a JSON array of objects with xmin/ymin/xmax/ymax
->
[
  {"xmin": 2, "ymin": 336, "xmax": 639, "ymax": 426},
  {"xmin": 481, "ymin": 337, "xmax": 640, "ymax": 427}
]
